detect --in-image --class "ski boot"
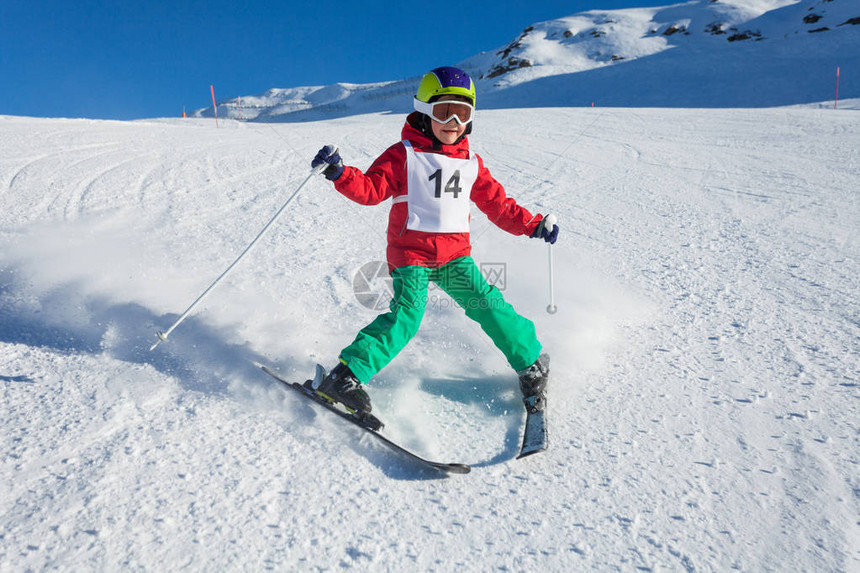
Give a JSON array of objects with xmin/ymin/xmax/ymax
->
[
  {"xmin": 312, "ymin": 362, "xmax": 373, "ymax": 415},
  {"xmin": 517, "ymin": 353, "xmax": 550, "ymax": 413}
]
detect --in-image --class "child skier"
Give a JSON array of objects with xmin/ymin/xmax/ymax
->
[{"xmin": 310, "ymin": 66, "xmax": 558, "ymax": 417}]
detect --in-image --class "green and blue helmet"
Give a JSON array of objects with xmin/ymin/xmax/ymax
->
[{"xmin": 415, "ymin": 66, "xmax": 476, "ymax": 107}]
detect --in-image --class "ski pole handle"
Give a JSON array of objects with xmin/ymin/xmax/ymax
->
[{"xmin": 311, "ymin": 145, "xmax": 340, "ymax": 178}]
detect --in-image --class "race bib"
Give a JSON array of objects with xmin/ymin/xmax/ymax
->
[{"xmin": 396, "ymin": 140, "xmax": 478, "ymax": 233}]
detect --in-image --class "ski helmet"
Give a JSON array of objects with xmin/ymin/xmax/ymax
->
[{"xmin": 415, "ymin": 66, "xmax": 476, "ymax": 107}]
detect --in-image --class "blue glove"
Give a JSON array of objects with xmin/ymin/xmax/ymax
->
[
  {"xmin": 311, "ymin": 145, "xmax": 344, "ymax": 181},
  {"xmin": 531, "ymin": 214, "xmax": 559, "ymax": 244}
]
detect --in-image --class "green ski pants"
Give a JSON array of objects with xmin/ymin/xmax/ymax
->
[{"xmin": 341, "ymin": 256, "xmax": 542, "ymax": 383}]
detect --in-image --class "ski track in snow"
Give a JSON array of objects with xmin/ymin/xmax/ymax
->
[{"xmin": 0, "ymin": 107, "xmax": 858, "ymax": 571}]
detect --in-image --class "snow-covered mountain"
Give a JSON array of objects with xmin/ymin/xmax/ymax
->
[{"xmin": 197, "ymin": 0, "xmax": 859, "ymax": 120}]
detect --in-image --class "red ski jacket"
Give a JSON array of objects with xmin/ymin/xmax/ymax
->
[{"xmin": 333, "ymin": 113, "xmax": 543, "ymax": 271}]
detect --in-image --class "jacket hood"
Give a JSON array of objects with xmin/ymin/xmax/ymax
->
[{"xmin": 402, "ymin": 112, "xmax": 470, "ymax": 156}]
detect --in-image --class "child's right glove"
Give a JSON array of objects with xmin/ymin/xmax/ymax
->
[
  {"xmin": 530, "ymin": 214, "xmax": 559, "ymax": 244},
  {"xmin": 311, "ymin": 145, "xmax": 344, "ymax": 181}
]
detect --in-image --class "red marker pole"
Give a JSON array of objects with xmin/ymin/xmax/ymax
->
[
  {"xmin": 835, "ymin": 67, "xmax": 840, "ymax": 110},
  {"xmin": 210, "ymin": 84, "xmax": 219, "ymax": 128}
]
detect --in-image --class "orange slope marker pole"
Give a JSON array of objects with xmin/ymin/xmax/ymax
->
[
  {"xmin": 211, "ymin": 84, "xmax": 219, "ymax": 127},
  {"xmin": 835, "ymin": 67, "xmax": 840, "ymax": 110}
]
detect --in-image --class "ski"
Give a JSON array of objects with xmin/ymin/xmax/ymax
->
[
  {"xmin": 261, "ymin": 365, "xmax": 471, "ymax": 475},
  {"xmin": 517, "ymin": 395, "xmax": 548, "ymax": 459}
]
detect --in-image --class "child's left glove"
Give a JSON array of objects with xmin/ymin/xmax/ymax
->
[
  {"xmin": 530, "ymin": 214, "xmax": 559, "ymax": 244},
  {"xmin": 311, "ymin": 145, "xmax": 344, "ymax": 181}
]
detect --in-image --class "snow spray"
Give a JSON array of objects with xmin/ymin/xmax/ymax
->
[{"xmin": 149, "ymin": 157, "xmax": 331, "ymax": 351}]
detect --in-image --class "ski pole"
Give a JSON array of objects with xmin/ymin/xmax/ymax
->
[
  {"xmin": 544, "ymin": 214, "xmax": 558, "ymax": 315},
  {"xmin": 150, "ymin": 158, "xmax": 330, "ymax": 351}
]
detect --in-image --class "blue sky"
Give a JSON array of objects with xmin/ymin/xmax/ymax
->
[{"xmin": 1, "ymin": 1, "xmax": 661, "ymax": 120}]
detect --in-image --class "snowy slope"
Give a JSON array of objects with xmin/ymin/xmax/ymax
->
[
  {"xmin": 197, "ymin": 0, "xmax": 859, "ymax": 119},
  {"xmin": 1, "ymin": 103, "xmax": 858, "ymax": 570}
]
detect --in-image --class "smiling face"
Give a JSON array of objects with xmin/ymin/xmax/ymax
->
[{"xmin": 429, "ymin": 95, "xmax": 470, "ymax": 145}]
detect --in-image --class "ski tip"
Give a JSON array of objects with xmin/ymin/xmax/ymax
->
[
  {"xmin": 516, "ymin": 447, "xmax": 546, "ymax": 460},
  {"xmin": 443, "ymin": 463, "xmax": 472, "ymax": 474}
]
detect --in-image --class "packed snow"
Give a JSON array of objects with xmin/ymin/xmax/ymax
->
[{"xmin": 2, "ymin": 101, "xmax": 858, "ymax": 570}]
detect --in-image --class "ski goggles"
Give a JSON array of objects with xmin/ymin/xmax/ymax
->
[{"xmin": 413, "ymin": 98, "xmax": 474, "ymax": 125}]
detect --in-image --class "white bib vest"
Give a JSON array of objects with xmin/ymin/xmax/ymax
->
[{"xmin": 394, "ymin": 140, "xmax": 478, "ymax": 233}]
